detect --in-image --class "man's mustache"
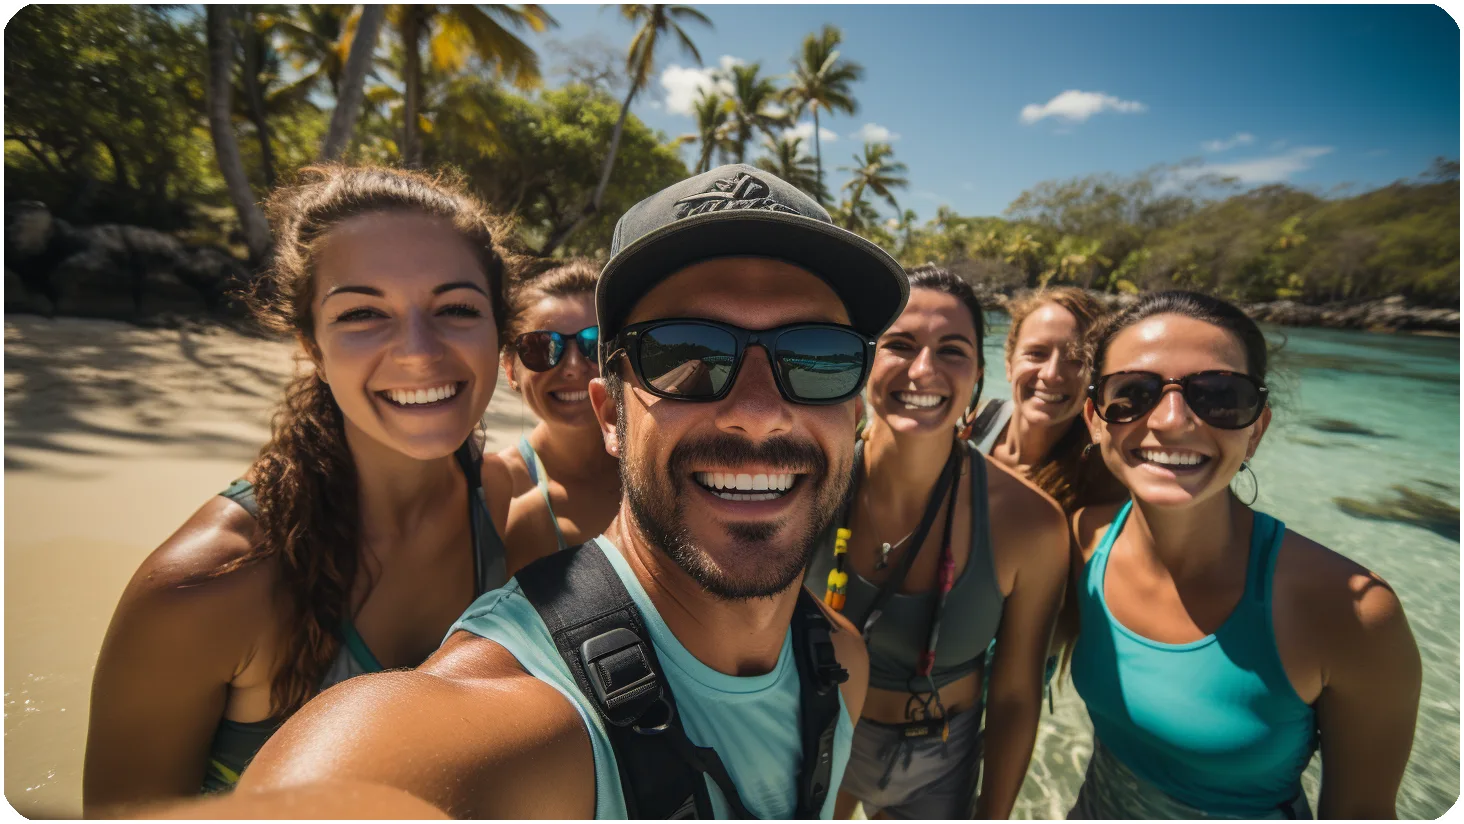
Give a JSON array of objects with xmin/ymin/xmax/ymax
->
[{"xmin": 668, "ymin": 433, "xmax": 828, "ymax": 479}]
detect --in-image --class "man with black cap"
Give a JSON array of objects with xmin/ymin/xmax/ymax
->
[{"xmin": 167, "ymin": 165, "xmax": 909, "ymax": 819}]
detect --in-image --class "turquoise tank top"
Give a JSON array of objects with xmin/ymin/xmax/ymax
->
[
  {"xmin": 517, "ymin": 435, "xmax": 568, "ymax": 551},
  {"xmin": 451, "ymin": 536, "xmax": 855, "ymax": 819},
  {"xmin": 1071, "ymin": 500, "xmax": 1317, "ymax": 817}
]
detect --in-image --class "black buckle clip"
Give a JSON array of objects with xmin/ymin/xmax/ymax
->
[{"xmin": 580, "ymin": 627, "xmax": 661, "ymax": 726}]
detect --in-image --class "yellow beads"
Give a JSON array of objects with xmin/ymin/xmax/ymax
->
[{"xmin": 824, "ymin": 528, "xmax": 854, "ymax": 611}]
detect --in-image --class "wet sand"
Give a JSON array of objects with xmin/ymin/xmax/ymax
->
[{"xmin": 3, "ymin": 315, "xmax": 540, "ymax": 818}]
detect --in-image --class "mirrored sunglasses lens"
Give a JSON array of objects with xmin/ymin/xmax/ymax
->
[
  {"xmin": 774, "ymin": 328, "xmax": 867, "ymax": 401},
  {"xmin": 575, "ymin": 327, "xmax": 600, "ymax": 360},
  {"xmin": 1187, "ymin": 374, "xmax": 1261, "ymax": 428},
  {"xmin": 637, "ymin": 324, "xmax": 738, "ymax": 397},
  {"xmin": 518, "ymin": 332, "xmax": 563, "ymax": 372}
]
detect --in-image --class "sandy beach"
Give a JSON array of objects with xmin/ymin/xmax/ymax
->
[{"xmin": 3, "ymin": 314, "xmax": 540, "ymax": 818}]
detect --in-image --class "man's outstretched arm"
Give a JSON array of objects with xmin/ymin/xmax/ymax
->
[{"xmin": 127, "ymin": 633, "xmax": 596, "ymax": 820}]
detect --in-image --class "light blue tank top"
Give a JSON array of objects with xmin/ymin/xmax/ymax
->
[
  {"xmin": 1071, "ymin": 500, "xmax": 1317, "ymax": 817},
  {"xmin": 450, "ymin": 536, "xmax": 854, "ymax": 819}
]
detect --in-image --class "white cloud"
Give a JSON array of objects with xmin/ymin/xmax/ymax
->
[
  {"xmin": 1020, "ymin": 90, "xmax": 1146, "ymax": 124},
  {"xmin": 1201, "ymin": 132, "xmax": 1254, "ymax": 152},
  {"xmin": 850, "ymin": 122, "xmax": 900, "ymax": 143},
  {"xmin": 659, "ymin": 55, "xmax": 741, "ymax": 117},
  {"xmin": 787, "ymin": 120, "xmax": 837, "ymax": 146},
  {"xmin": 645, "ymin": 99, "xmax": 663, "ymax": 110},
  {"xmin": 1176, "ymin": 145, "xmax": 1334, "ymax": 185}
]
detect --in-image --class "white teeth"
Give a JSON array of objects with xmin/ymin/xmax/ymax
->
[
  {"xmin": 1139, "ymin": 449, "xmax": 1206, "ymax": 467},
  {"xmin": 694, "ymin": 471, "xmax": 797, "ymax": 494},
  {"xmin": 713, "ymin": 491, "xmax": 781, "ymax": 502},
  {"xmin": 387, "ymin": 383, "xmax": 458, "ymax": 406},
  {"xmin": 1033, "ymin": 390, "xmax": 1067, "ymax": 403},
  {"xmin": 553, "ymin": 390, "xmax": 589, "ymax": 402},
  {"xmin": 894, "ymin": 392, "xmax": 945, "ymax": 409}
]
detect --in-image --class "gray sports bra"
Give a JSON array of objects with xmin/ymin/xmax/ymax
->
[{"xmin": 806, "ymin": 441, "xmax": 1005, "ymax": 692}]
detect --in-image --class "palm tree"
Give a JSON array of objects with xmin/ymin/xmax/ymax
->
[
  {"xmin": 783, "ymin": 25, "xmax": 861, "ymax": 204},
  {"xmin": 392, "ymin": 4, "xmax": 557, "ymax": 168},
  {"xmin": 839, "ymin": 141, "xmax": 907, "ymax": 229},
  {"xmin": 1003, "ymin": 232, "xmax": 1045, "ymax": 289},
  {"xmin": 320, "ymin": 5, "xmax": 387, "ymax": 161},
  {"xmin": 685, "ymin": 88, "xmax": 733, "ymax": 173},
  {"xmin": 754, "ymin": 135, "xmax": 824, "ymax": 200},
  {"xmin": 726, "ymin": 62, "xmax": 788, "ymax": 164},
  {"xmin": 895, "ymin": 207, "xmax": 919, "ymax": 254},
  {"xmin": 831, "ymin": 195, "xmax": 880, "ymax": 234},
  {"xmin": 205, "ymin": 5, "xmax": 272, "ymax": 262},
  {"xmin": 542, "ymin": 3, "xmax": 709, "ymax": 254}
]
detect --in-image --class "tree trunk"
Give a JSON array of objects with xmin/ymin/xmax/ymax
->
[
  {"xmin": 320, "ymin": 4, "xmax": 386, "ymax": 162},
  {"xmin": 812, "ymin": 106, "xmax": 823, "ymax": 204},
  {"xmin": 241, "ymin": 10, "xmax": 276, "ymax": 188},
  {"xmin": 206, "ymin": 5, "xmax": 272, "ymax": 263},
  {"xmin": 401, "ymin": 7, "xmax": 423, "ymax": 169}
]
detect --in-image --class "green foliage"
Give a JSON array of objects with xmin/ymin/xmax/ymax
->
[
  {"xmin": 428, "ymin": 82, "xmax": 687, "ymax": 256},
  {"xmin": 897, "ymin": 165, "xmax": 1459, "ymax": 307},
  {"xmin": 4, "ymin": 5, "xmax": 223, "ymax": 230}
]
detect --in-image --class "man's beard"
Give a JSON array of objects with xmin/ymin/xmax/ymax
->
[{"xmin": 617, "ymin": 410, "xmax": 851, "ymax": 601}]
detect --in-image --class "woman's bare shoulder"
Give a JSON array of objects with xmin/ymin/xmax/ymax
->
[
  {"xmin": 120, "ymin": 494, "xmax": 282, "ymax": 631},
  {"xmin": 493, "ymin": 442, "xmax": 534, "ymax": 498}
]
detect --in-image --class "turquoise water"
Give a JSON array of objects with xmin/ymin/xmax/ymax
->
[{"xmin": 974, "ymin": 315, "xmax": 1461, "ymax": 819}]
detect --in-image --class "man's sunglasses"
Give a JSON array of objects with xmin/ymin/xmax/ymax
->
[
  {"xmin": 606, "ymin": 318, "xmax": 874, "ymax": 405},
  {"xmin": 1089, "ymin": 370, "xmax": 1268, "ymax": 430},
  {"xmin": 513, "ymin": 326, "xmax": 599, "ymax": 373}
]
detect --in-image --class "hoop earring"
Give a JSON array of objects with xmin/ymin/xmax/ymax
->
[
  {"xmin": 1081, "ymin": 443, "xmax": 1096, "ymax": 461},
  {"xmin": 1233, "ymin": 461, "xmax": 1259, "ymax": 506}
]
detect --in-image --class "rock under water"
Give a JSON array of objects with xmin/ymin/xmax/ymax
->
[
  {"xmin": 1307, "ymin": 417, "xmax": 1396, "ymax": 438},
  {"xmin": 1334, "ymin": 485, "xmax": 1460, "ymax": 541}
]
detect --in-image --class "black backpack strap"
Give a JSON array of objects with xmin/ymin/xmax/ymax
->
[
  {"xmin": 515, "ymin": 544, "xmax": 754, "ymax": 819},
  {"xmin": 790, "ymin": 590, "xmax": 849, "ymax": 818}
]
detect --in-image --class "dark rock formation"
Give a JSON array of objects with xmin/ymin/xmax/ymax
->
[{"xmin": 5, "ymin": 202, "xmax": 252, "ymax": 322}]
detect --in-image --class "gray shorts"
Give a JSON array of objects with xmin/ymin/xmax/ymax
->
[{"xmin": 839, "ymin": 709, "xmax": 983, "ymax": 819}]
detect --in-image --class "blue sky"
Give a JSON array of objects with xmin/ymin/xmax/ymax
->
[{"xmin": 534, "ymin": 4, "xmax": 1459, "ymax": 219}]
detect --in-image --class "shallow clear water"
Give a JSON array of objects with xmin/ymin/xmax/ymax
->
[{"xmin": 974, "ymin": 316, "xmax": 1461, "ymax": 819}]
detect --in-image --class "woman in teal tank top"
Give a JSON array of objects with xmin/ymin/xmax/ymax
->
[
  {"xmin": 84, "ymin": 166, "xmax": 519, "ymax": 813},
  {"xmin": 1068, "ymin": 291, "xmax": 1421, "ymax": 818},
  {"xmin": 497, "ymin": 260, "xmax": 622, "ymax": 559}
]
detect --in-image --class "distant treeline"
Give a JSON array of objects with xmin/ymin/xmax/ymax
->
[
  {"xmin": 882, "ymin": 163, "xmax": 1459, "ymax": 308},
  {"xmin": 4, "ymin": 5, "xmax": 1458, "ymax": 310}
]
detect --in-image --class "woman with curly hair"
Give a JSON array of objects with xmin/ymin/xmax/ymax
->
[{"xmin": 83, "ymin": 165, "xmax": 519, "ymax": 811}]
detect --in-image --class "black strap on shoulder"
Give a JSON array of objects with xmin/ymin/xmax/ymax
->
[
  {"xmin": 516, "ymin": 543, "xmax": 846, "ymax": 819},
  {"xmin": 854, "ymin": 442, "xmax": 963, "ymax": 639},
  {"xmin": 968, "ymin": 398, "xmax": 1007, "ymax": 441},
  {"xmin": 790, "ymin": 589, "xmax": 848, "ymax": 818}
]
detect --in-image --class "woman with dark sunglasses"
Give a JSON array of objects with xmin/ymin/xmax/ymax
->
[
  {"xmin": 807, "ymin": 265, "xmax": 1070, "ymax": 820},
  {"xmin": 1068, "ymin": 290, "xmax": 1420, "ymax": 818},
  {"xmin": 497, "ymin": 259, "xmax": 621, "ymax": 562}
]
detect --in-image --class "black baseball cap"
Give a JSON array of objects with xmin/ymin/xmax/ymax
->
[{"xmin": 596, "ymin": 164, "xmax": 909, "ymax": 357}]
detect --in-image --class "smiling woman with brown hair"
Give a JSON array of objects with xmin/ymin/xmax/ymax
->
[
  {"xmin": 808, "ymin": 264, "xmax": 1069, "ymax": 820},
  {"xmin": 82, "ymin": 165, "xmax": 519, "ymax": 812},
  {"xmin": 1069, "ymin": 290, "xmax": 1420, "ymax": 818}
]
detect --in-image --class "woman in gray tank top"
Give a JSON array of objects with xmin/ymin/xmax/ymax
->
[
  {"xmin": 496, "ymin": 260, "xmax": 622, "ymax": 559},
  {"xmin": 807, "ymin": 266, "xmax": 1071, "ymax": 819},
  {"xmin": 84, "ymin": 166, "xmax": 518, "ymax": 813}
]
